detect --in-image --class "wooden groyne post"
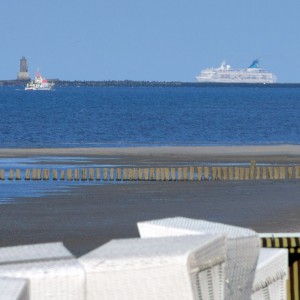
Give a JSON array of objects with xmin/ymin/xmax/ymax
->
[{"xmin": 0, "ymin": 164, "xmax": 299, "ymax": 182}]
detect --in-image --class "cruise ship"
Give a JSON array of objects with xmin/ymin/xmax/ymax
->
[{"xmin": 196, "ymin": 60, "xmax": 277, "ymax": 83}]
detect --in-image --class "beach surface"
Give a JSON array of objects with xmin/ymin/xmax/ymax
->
[
  {"xmin": 1, "ymin": 145, "xmax": 300, "ymax": 257},
  {"xmin": 1, "ymin": 145, "xmax": 300, "ymax": 164}
]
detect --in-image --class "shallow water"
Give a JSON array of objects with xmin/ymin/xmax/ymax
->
[{"xmin": 0, "ymin": 157, "xmax": 111, "ymax": 202}]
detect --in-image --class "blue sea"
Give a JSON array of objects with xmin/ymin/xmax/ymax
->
[
  {"xmin": 1, "ymin": 85, "xmax": 300, "ymax": 201},
  {"xmin": 1, "ymin": 85, "xmax": 300, "ymax": 147}
]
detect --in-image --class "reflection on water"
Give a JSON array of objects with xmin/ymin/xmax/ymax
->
[
  {"xmin": 0, "ymin": 180, "xmax": 101, "ymax": 204},
  {"xmin": 0, "ymin": 156, "xmax": 110, "ymax": 204},
  {"xmin": 0, "ymin": 156, "xmax": 296, "ymax": 203},
  {"xmin": 0, "ymin": 156, "xmax": 117, "ymax": 169}
]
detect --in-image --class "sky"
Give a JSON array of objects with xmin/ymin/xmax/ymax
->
[{"xmin": 0, "ymin": 0, "xmax": 300, "ymax": 82}]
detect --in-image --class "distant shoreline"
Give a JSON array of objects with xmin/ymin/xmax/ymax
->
[{"xmin": 1, "ymin": 79, "xmax": 300, "ymax": 87}]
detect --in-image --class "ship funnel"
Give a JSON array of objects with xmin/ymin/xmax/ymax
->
[{"xmin": 248, "ymin": 60, "xmax": 259, "ymax": 69}]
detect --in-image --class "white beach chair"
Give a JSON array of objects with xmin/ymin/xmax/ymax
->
[
  {"xmin": 0, "ymin": 242, "xmax": 85, "ymax": 300},
  {"xmin": 137, "ymin": 217, "xmax": 261, "ymax": 300},
  {"xmin": 252, "ymin": 248, "xmax": 288, "ymax": 300},
  {"xmin": 79, "ymin": 235, "xmax": 227, "ymax": 300},
  {"xmin": 0, "ymin": 242, "xmax": 73, "ymax": 264},
  {"xmin": 0, "ymin": 277, "xmax": 29, "ymax": 300}
]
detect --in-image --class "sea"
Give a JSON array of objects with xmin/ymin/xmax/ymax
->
[
  {"xmin": 1, "ymin": 85, "xmax": 300, "ymax": 147},
  {"xmin": 1, "ymin": 84, "xmax": 300, "ymax": 201}
]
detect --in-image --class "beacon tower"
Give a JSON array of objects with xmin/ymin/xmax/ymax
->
[{"xmin": 17, "ymin": 56, "xmax": 30, "ymax": 80}]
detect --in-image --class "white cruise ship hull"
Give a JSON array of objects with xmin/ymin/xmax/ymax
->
[{"xmin": 196, "ymin": 61, "xmax": 277, "ymax": 84}]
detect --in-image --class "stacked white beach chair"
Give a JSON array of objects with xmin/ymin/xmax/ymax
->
[
  {"xmin": 79, "ymin": 234, "xmax": 227, "ymax": 300},
  {"xmin": 137, "ymin": 217, "xmax": 261, "ymax": 300},
  {"xmin": 0, "ymin": 242, "xmax": 85, "ymax": 300},
  {"xmin": 0, "ymin": 218, "xmax": 289, "ymax": 299},
  {"xmin": 252, "ymin": 248, "xmax": 288, "ymax": 300},
  {"xmin": 0, "ymin": 277, "xmax": 29, "ymax": 300}
]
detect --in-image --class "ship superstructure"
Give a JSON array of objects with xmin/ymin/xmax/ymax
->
[{"xmin": 196, "ymin": 60, "xmax": 277, "ymax": 83}]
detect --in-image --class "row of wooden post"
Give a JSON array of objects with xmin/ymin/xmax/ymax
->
[{"xmin": 0, "ymin": 164, "xmax": 300, "ymax": 181}]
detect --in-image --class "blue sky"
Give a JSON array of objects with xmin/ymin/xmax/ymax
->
[{"xmin": 1, "ymin": 0, "xmax": 299, "ymax": 82}]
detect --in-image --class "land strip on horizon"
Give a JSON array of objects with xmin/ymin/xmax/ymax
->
[{"xmin": 1, "ymin": 80, "xmax": 300, "ymax": 87}]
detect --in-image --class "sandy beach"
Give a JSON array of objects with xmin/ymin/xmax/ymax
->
[
  {"xmin": 1, "ymin": 145, "xmax": 300, "ymax": 257},
  {"xmin": 1, "ymin": 145, "xmax": 300, "ymax": 164}
]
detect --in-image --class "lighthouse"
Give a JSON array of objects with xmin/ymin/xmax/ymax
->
[{"xmin": 17, "ymin": 56, "xmax": 30, "ymax": 80}]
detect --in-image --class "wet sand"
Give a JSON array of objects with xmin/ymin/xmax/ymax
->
[
  {"xmin": 1, "ymin": 146, "xmax": 300, "ymax": 257},
  {"xmin": 1, "ymin": 145, "xmax": 300, "ymax": 164},
  {"xmin": 1, "ymin": 180, "xmax": 300, "ymax": 257}
]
